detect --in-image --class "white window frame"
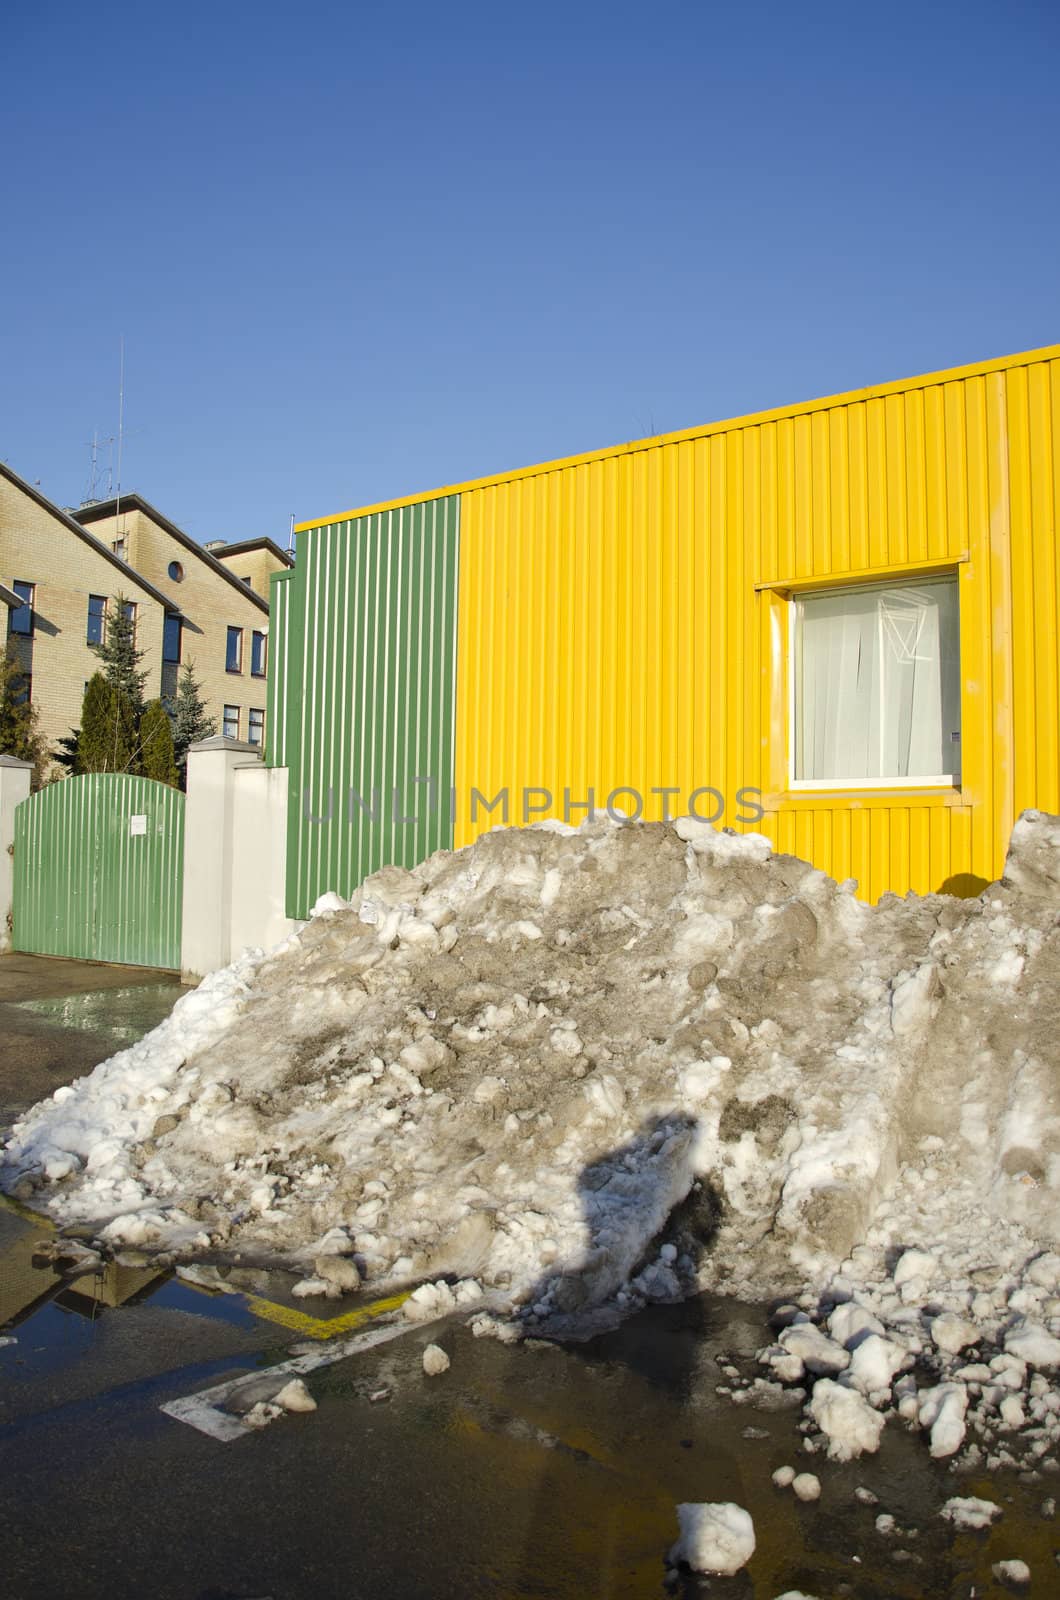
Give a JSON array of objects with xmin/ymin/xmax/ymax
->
[{"xmin": 788, "ymin": 573, "xmax": 961, "ymax": 792}]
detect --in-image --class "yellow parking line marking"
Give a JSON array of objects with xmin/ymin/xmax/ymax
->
[
  {"xmin": 229, "ymin": 1288, "xmax": 412, "ymax": 1341},
  {"xmin": 0, "ymin": 1192, "xmax": 56, "ymax": 1230}
]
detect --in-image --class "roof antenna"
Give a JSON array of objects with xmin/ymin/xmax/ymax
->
[
  {"xmin": 85, "ymin": 427, "xmax": 115, "ymax": 503},
  {"xmin": 115, "ymin": 335, "xmax": 125, "ymax": 530},
  {"xmin": 287, "ymin": 512, "xmax": 296, "ymax": 558}
]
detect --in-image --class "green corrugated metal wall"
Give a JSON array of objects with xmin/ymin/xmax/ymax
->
[
  {"xmin": 284, "ymin": 497, "xmax": 460, "ymax": 917},
  {"xmin": 13, "ymin": 774, "xmax": 184, "ymax": 968}
]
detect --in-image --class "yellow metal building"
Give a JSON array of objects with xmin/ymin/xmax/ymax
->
[{"xmin": 284, "ymin": 344, "xmax": 1059, "ymax": 911}]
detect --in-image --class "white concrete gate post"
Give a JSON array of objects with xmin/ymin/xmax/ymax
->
[
  {"xmin": 180, "ymin": 736, "xmax": 260, "ymax": 984},
  {"xmin": 181, "ymin": 738, "xmax": 299, "ymax": 985},
  {"xmin": 0, "ymin": 755, "xmax": 33, "ymax": 955}
]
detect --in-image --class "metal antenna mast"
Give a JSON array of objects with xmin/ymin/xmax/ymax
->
[
  {"xmin": 115, "ymin": 336, "xmax": 125, "ymax": 526},
  {"xmin": 85, "ymin": 428, "xmax": 115, "ymax": 502}
]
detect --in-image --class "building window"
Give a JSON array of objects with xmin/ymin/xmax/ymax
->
[
  {"xmin": 793, "ymin": 575, "xmax": 961, "ymax": 787},
  {"xmin": 242, "ymin": 574, "xmax": 253, "ymax": 587},
  {"xmin": 112, "ymin": 538, "xmax": 126, "ymax": 560},
  {"xmin": 223, "ymin": 704, "xmax": 240, "ymax": 740},
  {"xmin": 248, "ymin": 707, "xmax": 265, "ymax": 746},
  {"xmin": 121, "ymin": 599, "xmax": 137, "ymax": 643},
  {"xmin": 11, "ymin": 670, "xmax": 31, "ymax": 706},
  {"xmin": 87, "ymin": 594, "xmax": 106, "ymax": 645},
  {"xmin": 226, "ymin": 625, "xmax": 243, "ymax": 673},
  {"xmin": 9, "ymin": 580, "xmax": 34, "ymax": 636},
  {"xmin": 251, "ymin": 629, "xmax": 267, "ymax": 677},
  {"xmin": 163, "ymin": 614, "xmax": 182, "ymax": 664},
  {"xmin": 168, "ymin": 560, "xmax": 184, "ymax": 582}
]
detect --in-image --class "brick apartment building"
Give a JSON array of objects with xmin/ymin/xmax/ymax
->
[{"xmin": 0, "ymin": 463, "xmax": 292, "ymax": 771}]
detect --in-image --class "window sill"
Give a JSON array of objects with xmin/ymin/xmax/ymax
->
[
  {"xmin": 762, "ymin": 786, "xmax": 965, "ymax": 811},
  {"xmin": 225, "ymin": 668, "xmax": 243, "ymax": 675}
]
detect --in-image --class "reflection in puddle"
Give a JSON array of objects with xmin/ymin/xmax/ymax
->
[
  {"xmin": 11, "ymin": 983, "xmax": 184, "ymax": 1050},
  {"xmin": 2, "ymin": 1203, "xmax": 1058, "ymax": 1595}
]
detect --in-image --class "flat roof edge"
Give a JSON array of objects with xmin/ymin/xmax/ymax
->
[{"xmin": 294, "ymin": 342, "xmax": 1060, "ymax": 534}]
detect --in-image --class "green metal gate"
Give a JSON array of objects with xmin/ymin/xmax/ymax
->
[{"xmin": 13, "ymin": 774, "xmax": 184, "ymax": 969}]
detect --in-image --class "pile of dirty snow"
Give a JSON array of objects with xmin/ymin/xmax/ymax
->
[{"xmin": 3, "ymin": 810, "xmax": 1060, "ymax": 1467}]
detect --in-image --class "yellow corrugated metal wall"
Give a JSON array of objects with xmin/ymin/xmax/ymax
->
[{"xmin": 453, "ymin": 347, "xmax": 1060, "ymax": 899}]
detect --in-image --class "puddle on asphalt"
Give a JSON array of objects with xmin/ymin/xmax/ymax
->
[
  {"xmin": 10, "ymin": 982, "xmax": 185, "ymax": 1051},
  {"xmin": 2, "ymin": 1222, "xmax": 1058, "ymax": 1595}
]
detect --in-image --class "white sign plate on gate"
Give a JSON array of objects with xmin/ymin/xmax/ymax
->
[{"xmin": 130, "ymin": 814, "xmax": 147, "ymax": 836}]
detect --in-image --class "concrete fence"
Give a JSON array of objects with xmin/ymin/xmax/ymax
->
[
  {"xmin": 0, "ymin": 739, "xmax": 301, "ymax": 981},
  {"xmin": 0, "ymin": 754, "xmax": 34, "ymax": 955}
]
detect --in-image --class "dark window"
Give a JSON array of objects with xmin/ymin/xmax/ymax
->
[
  {"xmin": 248, "ymin": 707, "xmax": 265, "ymax": 746},
  {"xmin": 242, "ymin": 574, "xmax": 253, "ymax": 587},
  {"xmin": 226, "ymin": 626, "xmax": 243, "ymax": 673},
  {"xmin": 167, "ymin": 560, "xmax": 184, "ymax": 582},
  {"xmin": 223, "ymin": 704, "xmax": 240, "ymax": 739},
  {"xmin": 112, "ymin": 538, "xmax": 126, "ymax": 560},
  {"xmin": 87, "ymin": 594, "xmax": 106, "ymax": 645},
  {"xmin": 163, "ymin": 614, "xmax": 182, "ymax": 664},
  {"xmin": 251, "ymin": 630, "xmax": 267, "ymax": 676},
  {"xmin": 11, "ymin": 671, "xmax": 31, "ymax": 706},
  {"xmin": 10, "ymin": 580, "xmax": 34, "ymax": 636}
]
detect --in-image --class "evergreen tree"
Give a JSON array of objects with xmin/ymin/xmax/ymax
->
[
  {"xmin": 138, "ymin": 698, "xmax": 179, "ymax": 786},
  {"xmin": 171, "ymin": 660, "xmax": 216, "ymax": 784},
  {"xmin": 53, "ymin": 730, "xmax": 81, "ymax": 776},
  {"xmin": 93, "ymin": 593, "xmax": 148, "ymax": 715},
  {"xmin": 0, "ymin": 643, "xmax": 47, "ymax": 786},
  {"xmin": 79, "ymin": 672, "xmax": 137, "ymax": 774}
]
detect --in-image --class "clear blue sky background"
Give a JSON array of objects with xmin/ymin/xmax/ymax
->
[{"xmin": 3, "ymin": 1, "xmax": 1058, "ymax": 548}]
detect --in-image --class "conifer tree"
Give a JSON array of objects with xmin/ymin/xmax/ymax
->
[
  {"xmin": 53, "ymin": 730, "xmax": 81, "ymax": 776},
  {"xmin": 93, "ymin": 593, "xmax": 148, "ymax": 715},
  {"xmin": 0, "ymin": 643, "xmax": 47, "ymax": 785},
  {"xmin": 138, "ymin": 698, "xmax": 179, "ymax": 786},
  {"xmin": 79, "ymin": 672, "xmax": 137, "ymax": 774},
  {"xmin": 171, "ymin": 660, "xmax": 216, "ymax": 784}
]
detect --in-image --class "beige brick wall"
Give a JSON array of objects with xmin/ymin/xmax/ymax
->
[
  {"xmin": 215, "ymin": 546, "xmax": 289, "ymax": 601},
  {"xmin": 82, "ymin": 508, "xmax": 271, "ymax": 748},
  {"xmin": 0, "ymin": 479, "xmax": 166, "ymax": 768}
]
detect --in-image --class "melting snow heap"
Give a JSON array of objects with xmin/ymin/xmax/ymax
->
[{"xmin": 4, "ymin": 810, "xmax": 1060, "ymax": 1469}]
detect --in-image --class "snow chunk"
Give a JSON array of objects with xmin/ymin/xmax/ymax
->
[
  {"xmin": 992, "ymin": 1559, "xmax": 1031, "ymax": 1588},
  {"xmin": 809, "ymin": 1378, "xmax": 886, "ymax": 1460},
  {"xmin": 422, "ymin": 1343, "xmax": 451, "ymax": 1376},
  {"xmin": 273, "ymin": 1378, "xmax": 317, "ymax": 1413},
  {"xmin": 778, "ymin": 1323, "xmax": 850, "ymax": 1375},
  {"xmin": 847, "ymin": 1333, "xmax": 908, "ymax": 1393},
  {"xmin": 1005, "ymin": 1324, "xmax": 1060, "ymax": 1368},
  {"xmin": 918, "ymin": 1382, "xmax": 968, "ymax": 1458},
  {"xmin": 670, "ymin": 1502, "xmax": 755, "ymax": 1575},
  {"xmin": 402, "ymin": 1280, "xmax": 457, "ymax": 1323},
  {"xmin": 792, "ymin": 1473, "xmax": 821, "ymax": 1502},
  {"xmin": 940, "ymin": 1496, "xmax": 1001, "ymax": 1531},
  {"xmin": 930, "ymin": 1313, "xmax": 979, "ymax": 1356}
]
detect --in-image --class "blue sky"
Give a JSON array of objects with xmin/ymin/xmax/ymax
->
[{"xmin": 3, "ymin": 1, "xmax": 1058, "ymax": 548}]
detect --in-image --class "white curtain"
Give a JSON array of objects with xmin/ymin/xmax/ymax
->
[{"xmin": 795, "ymin": 578, "xmax": 960, "ymax": 782}]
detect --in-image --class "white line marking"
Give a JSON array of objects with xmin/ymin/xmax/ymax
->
[{"xmin": 161, "ymin": 1316, "xmax": 428, "ymax": 1442}]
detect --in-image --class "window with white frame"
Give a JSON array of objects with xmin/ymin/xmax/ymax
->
[
  {"xmin": 223, "ymin": 704, "xmax": 240, "ymax": 740},
  {"xmin": 248, "ymin": 707, "xmax": 265, "ymax": 746},
  {"xmin": 792, "ymin": 575, "xmax": 961, "ymax": 786}
]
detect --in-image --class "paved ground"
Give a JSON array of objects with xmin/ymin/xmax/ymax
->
[{"xmin": 0, "ymin": 952, "xmax": 184, "ymax": 1128}]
